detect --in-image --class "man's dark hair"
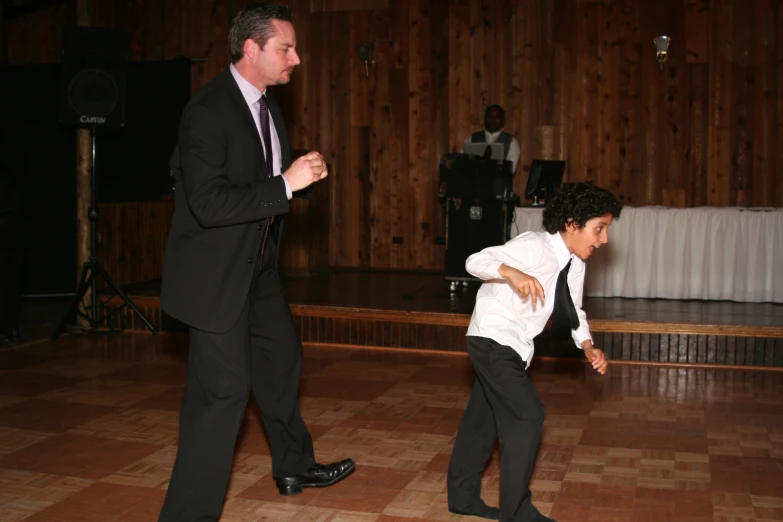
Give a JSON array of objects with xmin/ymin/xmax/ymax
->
[
  {"xmin": 229, "ymin": 2, "xmax": 293, "ymax": 63},
  {"xmin": 485, "ymin": 104, "xmax": 505, "ymax": 118},
  {"xmin": 542, "ymin": 182, "xmax": 622, "ymax": 233}
]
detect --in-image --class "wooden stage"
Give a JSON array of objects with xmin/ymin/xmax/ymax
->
[{"xmin": 104, "ymin": 270, "xmax": 783, "ymax": 370}]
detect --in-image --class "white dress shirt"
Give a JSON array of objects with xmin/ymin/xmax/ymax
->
[
  {"xmin": 229, "ymin": 64, "xmax": 292, "ymax": 199},
  {"xmin": 462, "ymin": 129, "xmax": 521, "ymax": 174},
  {"xmin": 465, "ymin": 231, "xmax": 593, "ymax": 368}
]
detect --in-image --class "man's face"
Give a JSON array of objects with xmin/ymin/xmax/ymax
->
[
  {"xmin": 484, "ymin": 108, "xmax": 504, "ymax": 133},
  {"xmin": 563, "ymin": 213, "xmax": 614, "ymax": 261},
  {"xmin": 249, "ymin": 19, "xmax": 300, "ymax": 87}
]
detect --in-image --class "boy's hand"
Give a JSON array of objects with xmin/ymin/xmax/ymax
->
[
  {"xmin": 498, "ymin": 264, "xmax": 545, "ymax": 305},
  {"xmin": 583, "ymin": 343, "xmax": 608, "ymax": 375}
]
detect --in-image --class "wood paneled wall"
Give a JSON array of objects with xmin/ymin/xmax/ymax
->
[
  {"xmin": 5, "ymin": 0, "xmax": 783, "ymax": 275},
  {"xmin": 96, "ymin": 200, "xmax": 174, "ymax": 288}
]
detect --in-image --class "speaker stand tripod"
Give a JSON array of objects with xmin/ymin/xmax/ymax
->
[{"xmin": 52, "ymin": 127, "xmax": 157, "ymax": 341}]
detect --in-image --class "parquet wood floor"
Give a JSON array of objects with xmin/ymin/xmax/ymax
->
[{"xmin": 1, "ymin": 333, "xmax": 781, "ymax": 521}]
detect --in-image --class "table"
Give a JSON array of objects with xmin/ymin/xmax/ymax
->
[{"xmin": 513, "ymin": 206, "xmax": 783, "ymax": 303}]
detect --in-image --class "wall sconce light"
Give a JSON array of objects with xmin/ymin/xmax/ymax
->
[
  {"xmin": 356, "ymin": 43, "xmax": 374, "ymax": 78},
  {"xmin": 653, "ymin": 35, "xmax": 670, "ymax": 72}
]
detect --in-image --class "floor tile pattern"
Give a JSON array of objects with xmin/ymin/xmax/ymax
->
[{"xmin": 0, "ymin": 333, "xmax": 782, "ymax": 521}]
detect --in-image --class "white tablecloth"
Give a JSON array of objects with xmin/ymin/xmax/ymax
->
[{"xmin": 513, "ymin": 206, "xmax": 783, "ymax": 303}]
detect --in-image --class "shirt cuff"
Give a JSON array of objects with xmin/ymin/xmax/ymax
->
[
  {"xmin": 280, "ymin": 175, "xmax": 293, "ymax": 200},
  {"xmin": 573, "ymin": 327, "xmax": 593, "ymax": 349},
  {"xmin": 487, "ymin": 260, "xmax": 504, "ymax": 279}
]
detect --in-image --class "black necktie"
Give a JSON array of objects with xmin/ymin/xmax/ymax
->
[
  {"xmin": 551, "ymin": 258, "xmax": 579, "ymax": 339},
  {"xmin": 257, "ymin": 95, "xmax": 274, "ymax": 266}
]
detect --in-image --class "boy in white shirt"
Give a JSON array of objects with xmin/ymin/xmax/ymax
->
[{"xmin": 447, "ymin": 182, "xmax": 623, "ymax": 521}]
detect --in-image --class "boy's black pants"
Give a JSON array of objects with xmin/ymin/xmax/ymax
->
[{"xmin": 448, "ymin": 336, "xmax": 546, "ymax": 522}]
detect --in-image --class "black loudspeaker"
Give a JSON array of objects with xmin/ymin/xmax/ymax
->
[
  {"xmin": 445, "ymin": 198, "xmax": 517, "ymax": 281},
  {"xmin": 58, "ymin": 26, "xmax": 129, "ymax": 128}
]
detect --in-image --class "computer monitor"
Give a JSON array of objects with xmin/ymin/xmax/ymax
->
[
  {"xmin": 463, "ymin": 142, "xmax": 505, "ymax": 161},
  {"xmin": 524, "ymin": 160, "xmax": 565, "ymax": 206}
]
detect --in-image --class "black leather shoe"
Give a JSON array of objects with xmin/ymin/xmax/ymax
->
[
  {"xmin": 449, "ymin": 504, "xmax": 500, "ymax": 520},
  {"xmin": 274, "ymin": 459, "xmax": 355, "ymax": 495}
]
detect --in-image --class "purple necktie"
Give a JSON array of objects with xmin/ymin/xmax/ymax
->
[
  {"xmin": 257, "ymin": 95, "xmax": 274, "ymax": 267},
  {"xmin": 258, "ymin": 95, "xmax": 274, "ymax": 177}
]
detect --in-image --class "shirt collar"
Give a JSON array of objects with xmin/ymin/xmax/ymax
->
[
  {"xmin": 229, "ymin": 63, "xmax": 266, "ymax": 105},
  {"xmin": 547, "ymin": 232, "xmax": 573, "ymax": 270},
  {"xmin": 485, "ymin": 129, "xmax": 504, "ymax": 140}
]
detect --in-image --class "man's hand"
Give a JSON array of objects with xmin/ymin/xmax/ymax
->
[
  {"xmin": 498, "ymin": 264, "xmax": 545, "ymax": 305},
  {"xmin": 582, "ymin": 342, "xmax": 608, "ymax": 375},
  {"xmin": 283, "ymin": 151, "xmax": 328, "ymax": 192}
]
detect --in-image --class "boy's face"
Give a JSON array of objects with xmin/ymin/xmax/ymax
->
[{"xmin": 563, "ymin": 213, "xmax": 614, "ymax": 261}]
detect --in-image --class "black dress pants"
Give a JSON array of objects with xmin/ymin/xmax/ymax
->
[
  {"xmin": 159, "ymin": 241, "xmax": 315, "ymax": 522},
  {"xmin": 448, "ymin": 336, "xmax": 546, "ymax": 522}
]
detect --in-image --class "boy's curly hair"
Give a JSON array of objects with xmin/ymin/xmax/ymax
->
[{"xmin": 542, "ymin": 182, "xmax": 623, "ymax": 233}]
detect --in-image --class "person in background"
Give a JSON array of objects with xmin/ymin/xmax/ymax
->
[{"xmin": 463, "ymin": 104, "xmax": 521, "ymax": 174}]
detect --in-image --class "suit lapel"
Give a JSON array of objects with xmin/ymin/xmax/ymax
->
[
  {"xmin": 264, "ymin": 91, "xmax": 290, "ymax": 243},
  {"xmin": 223, "ymin": 71, "xmax": 292, "ymax": 176},
  {"xmin": 265, "ymin": 92, "xmax": 292, "ymax": 171},
  {"xmin": 223, "ymin": 70, "xmax": 264, "ymax": 158}
]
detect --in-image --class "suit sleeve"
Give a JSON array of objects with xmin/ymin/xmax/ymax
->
[
  {"xmin": 265, "ymin": 91, "xmax": 313, "ymax": 202},
  {"xmin": 293, "ymin": 185, "xmax": 314, "ymax": 200},
  {"xmin": 179, "ymin": 103, "xmax": 289, "ymax": 228}
]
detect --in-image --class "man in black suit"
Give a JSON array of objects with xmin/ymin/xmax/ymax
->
[{"xmin": 158, "ymin": 4, "xmax": 354, "ymax": 521}]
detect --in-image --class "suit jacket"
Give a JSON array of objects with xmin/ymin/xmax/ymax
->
[{"xmin": 160, "ymin": 69, "xmax": 308, "ymax": 333}]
